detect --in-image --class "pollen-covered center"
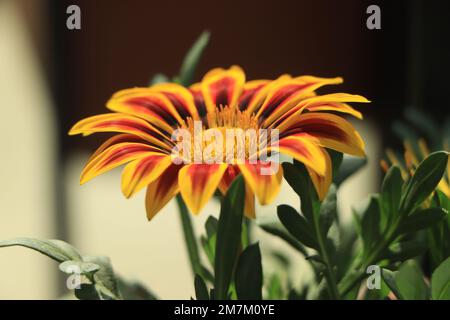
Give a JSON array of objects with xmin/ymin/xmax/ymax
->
[{"xmin": 173, "ymin": 106, "xmax": 267, "ymax": 163}]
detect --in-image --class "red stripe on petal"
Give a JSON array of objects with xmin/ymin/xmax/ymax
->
[
  {"xmin": 201, "ymin": 66, "xmax": 245, "ymax": 113},
  {"xmin": 121, "ymin": 154, "xmax": 172, "ymax": 197},
  {"xmin": 145, "ymin": 164, "xmax": 182, "ymax": 220},
  {"xmin": 179, "ymin": 163, "xmax": 228, "ymax": 214}
]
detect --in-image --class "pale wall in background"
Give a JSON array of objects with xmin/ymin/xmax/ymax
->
[{"xmin": 0, "ymin": 0, "xmax": 56, "ymax": 299}]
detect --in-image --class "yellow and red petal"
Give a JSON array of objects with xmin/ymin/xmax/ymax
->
[
  {"xmin": 279, "ymin": 113, "xmax": 365, "ymax": 157},
  {"xmin": 218, "ymin": 165, "xmax": 240, "ymax": 194},
  {"xmin": 200, "ymin": 66, "xmax": 245, "ymax": 113},
  {"xmin": 244, "ymin": 183, "xmax": 256, "ymax": 219},
  {"xmin": 69, "ymin": 113, "xmax": 173, "ymax": 151},
  {"xmin": 306, "ymin": 148, "xmax": 333, "ymax": 200},
  {"xmin": 86, "ymin": 134, "xmax": 154, "ymax": 164},
  {"xmin": 256, "ymin": 76, "xmax": 343, "ymax": 122},
  {"xmin": 145, "ymin": 164, "xmax": 182, "ymax": 220},
  {"xmin": 270, "ymin": 93, "xmax": 368, "ymax": 129},
  {"xmin": 151, "ymin": 83, "xmax": 200, "ymax": 120},
  {"xmin": 300, "ymin": 93, "xmax": 369, "ymax": 119},
  {"xmin": 237, "ymin": 161, "xmax": 283, "ymax": 205},
  {"xmin": 238, "ymin": 80, "xmax": 270, "ymax": 111},
  {"xmin": 189, "ymin": 83, "xmax": 208, "ymax": 117},
  {"xmin": 121, "ymin": 154, "xmax": 173, "ymax": 198},
  {"xmin": 80, "ymin": 142, "xmax": 165, "ymax": 184},
  {"xmin": 244, "ymin": 75, "xmax": 291, "ymax": 115},
  {"xmin": 270, "ymin": 134, "xmax": 327, "ymax": 176},
  {"xmin": 179, "ymin": 163, "xmax": 228, "ymax": 214},
  {"xmin": 107, "ymin": 88, "xmax": 184, "ymax": 131}
]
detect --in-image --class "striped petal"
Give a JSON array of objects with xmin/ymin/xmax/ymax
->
[
  {"xmin": 244, "ymin": 75, "xmax": 291, "ymax": 115},
  {"xmin": 244, "ymin": 184, "xmax": 256, "ymax": 219},
  {"xmin": 237, "ymin": 162, "xmax": 283, "ymax": 205},
  {"xmin": 256, "ymin": 76, "xmax": 343, "ymax": 122},
  {"xmin": 80, "ymin": 142, "xmax": 165, "ymax": 184},
  {"xmin": 238, "ymin": 80, "xmax": 270, "ymax": 111},
  {"xmin": 86, "ymin": 134, "xmax": 157, "ymax": 163},
  {"xmin": 270, "ymin": 93, "xmax": 369, "ymax": 129},
  {"xmin": 121, "ymin": 154, "xmax": 173, "ymax": 198},
  {"xmin": 301, "ymin": 93, "xmax": 369, "ymax": 119},
  {"xmin": 145, "ymin": 164, "xmax": 181, "ymax": 220},
  {"xmin": 179, "ymin": 163, "xmax": 228, "ymax": 214},
  {"xmin": 152, "ymin": 83, "xmax": 200, "ymax": 120},
  {"xmin": 279, "ymin": 113, "xmax": 365, "ymax": 157},
  {"xmin": 218, "ymin": 165, "xmax": 239, "ymax": 194},
  {"xmin": 217, "ymin": 166, "xmax": 256, "ymax": 219},
  {"xmin": 189, "ymin": 83, "xmax": 207, "ymax": 117},
  {"xmin": 107, "ymin": 88, "xmax": 184, "ymax": 132},
  {"xmin": 306, "ymin": 148, "xmax": 333, "ymax": 200},
  {"xmin": 200, "ymin": 66, "xmax": 245, "ymax": 113},
  {"xmin": 69, "ymin": 113, "xmax": 173, "ymax": 151},
  {"xmin": 272, "ymin": 134, "xmax": 328, "ymax": 176}
]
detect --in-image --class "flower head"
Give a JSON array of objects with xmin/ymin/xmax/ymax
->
[{"xmin": 70, "ymin": 66, "xmax": 369, "ymax": 220}]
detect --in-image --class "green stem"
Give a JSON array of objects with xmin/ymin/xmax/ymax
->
[
  {"xmin": 176, "ymin": 194, "xmax": 202, "ymax": 276},
  {"xmin": 313, "ymin": 214, "xmax": 340, "ymax": 300}
]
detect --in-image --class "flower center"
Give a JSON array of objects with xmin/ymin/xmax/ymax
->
[{"xmin": 173, "ymin": 106, "xmax": 269, "ymax": 163}]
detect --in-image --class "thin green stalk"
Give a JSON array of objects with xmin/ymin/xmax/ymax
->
[
  {"xmin": 312, "ymin": 214, "xmax": 340, "ymax": 300},
  {"xmin": 176, "ymin": 194, "xmax": 202, "ymax": 276}
]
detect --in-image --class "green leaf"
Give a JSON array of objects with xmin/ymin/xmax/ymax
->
[
  {"xmin": 397, "ymin": 207, "xmax": 447, "ymax": 235},
  {"xmin": 83, "ymin": 255, "xmax": 121, "ymax": 300},
  {"xmin": 205, "ymin": 216, "xmax": 218, "ymax": 238},
  {"xmin": 359, "ymin": 196, "xmax": 382, "ymax": 256},
  {"xmin": 177, "ymin": 31, "xmax": 210, "ymax": 86},
  {"xmin": 334, "ymin": 156, "xmax": 367, "ymax": 186},
  {"xmin": 201, "ymin": 235, "xmax": 216, "ymax": 267},
  {"xmin": 437, "ymin": 190, "xmax": 450, "ymax": 212},
  {"xmin": 0, "ymin": 238, "xmax": 82, "ymax": 263},
  {"xmin": 381, "ymin": 269, "xmax": 403, "ymax": 299},
  {"xmin": 431, "ymin": 256, "xmax": 450, "ymax": 300},
  {"xmin": 267, "ymin": 274, "xmax": 283, "ymax": 299},
  {"xmin": 380, "ymin": 166, "xmax": 403, "ymax": 227},
  {"xmin": 395, "ymin": 260, "xmax": 428, "ymax": 300},
  {"xmin": 258, "ymin": 223, "xmax": 307, "ymax": 256},
  {"xmin": 235, "ymin": 243, "xmax": 263, "ymax": 300},
  {"xmin": 194, "ymin": 274, "xmax": 209, "ymax": 300},
  {"xmin": 401, "ymin": 151, "xmax": 449, "ymax": 213},
  {"xmin": 282, "ymin": 161, "xmax": 318, "ymax": 221},
  {"xmin": 319, "ymin": 184, "xmax": 337, "ymax": 235},
  {"xmin": 214, "ymin": 175, "xmax": 245, "ymax": 300},
  {"xmin": 277, "ymin": 205, "xmax": 318, "ymax": 250}
]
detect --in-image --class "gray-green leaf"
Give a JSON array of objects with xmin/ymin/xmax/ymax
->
[{"xmin": 0, "ymin": 238, "xmax": 82, "ymax": 263}]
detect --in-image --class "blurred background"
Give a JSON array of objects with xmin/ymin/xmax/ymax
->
[{"xmin": 0, "ymin": 0, "xmax": 449, "ymax": 299}]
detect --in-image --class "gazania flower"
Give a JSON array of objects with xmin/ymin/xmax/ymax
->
[
  {"xmin": 381, "ymin": 139, "xmax": 450, "ymax": 197},
  {"xmin": 69, "ymin": 66, "xmax": 369, "ymax": 220}
]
